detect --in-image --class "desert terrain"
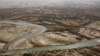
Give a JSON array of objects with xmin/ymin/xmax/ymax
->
[{"xmin": 0, "ymin": 0, "xmax": 100, "ymax": 56}]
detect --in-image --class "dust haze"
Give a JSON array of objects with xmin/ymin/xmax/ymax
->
[{"xmin": 0, "ymin": 0, "xmax": 100, "ymax": 8}]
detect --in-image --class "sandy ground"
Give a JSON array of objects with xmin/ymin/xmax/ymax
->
[{"xmin": 0, "ymin": 3, "xmax": 100, "ymax": 55}]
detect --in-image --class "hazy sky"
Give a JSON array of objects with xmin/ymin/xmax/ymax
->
[{"xmin": 0, "ymin": 0, "xmax": 99, "ymax": 8}]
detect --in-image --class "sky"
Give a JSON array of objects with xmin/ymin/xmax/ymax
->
[{"xmin": 0, "ymin": 0, "xmax": 99, "ymax": 8}]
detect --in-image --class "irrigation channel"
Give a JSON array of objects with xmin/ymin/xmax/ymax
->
[{"xmin": 0, "ymin": 20, "xmax": 100, "ymax": 54}]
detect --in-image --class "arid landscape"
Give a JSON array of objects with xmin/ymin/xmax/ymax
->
[{"xmin": 0, "ymin": 0, "xmax": 100, "ymax": 56}]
